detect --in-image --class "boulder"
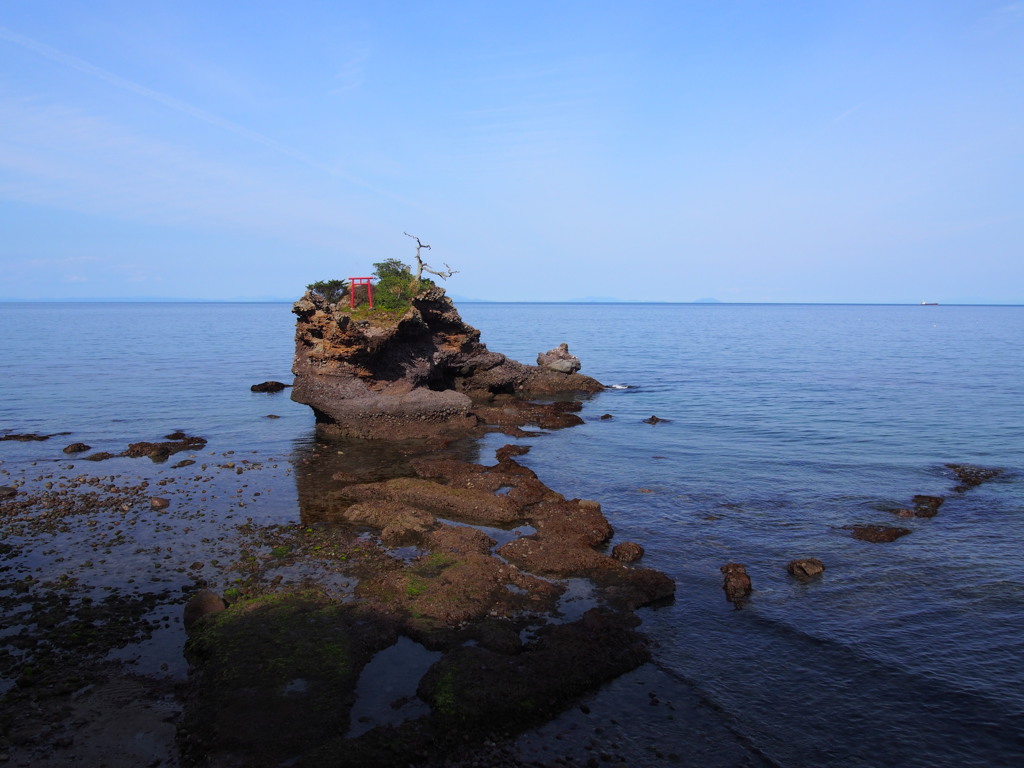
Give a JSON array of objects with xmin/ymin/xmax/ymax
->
[
  {"xmin": 721, "ymin": 562, "xmax": 752, "ymax": 604},
  {"xmin": 63, "ymin": 442, "xmax": 91, "ymax": 454},
  {"xmin": 643, "ymin": 415, "xmax": 669, "ymax": 424},
  {"xmin": 183, "ymin": 589, "xmax": 227, "ymax": 631},
  {"xmin": 536, "ymin": 343, "xmax": 581, "ymax": 374},
  {"xmin": 0, "ymin": 486, "xmax": 17, "ymax": 500},
  {"xmin": 150, "ymin": 497, "xmax": 170, "ymax": 510},
  {"xmin": 786, "ymin": 558, "xmax": 825, "ymax": 580},
  {"xmin": 612, "ymin": 542, "xmax": 645, "ymax": 563}
]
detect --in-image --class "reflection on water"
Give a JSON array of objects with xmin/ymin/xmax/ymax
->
[{"xmin": 291, "ymin": 433, "xmax": 487, "ymax": 525}]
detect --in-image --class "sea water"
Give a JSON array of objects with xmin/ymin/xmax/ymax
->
[{"xmin": 1, "ymin": 301, "xmax": 1022, "ymax": 766}]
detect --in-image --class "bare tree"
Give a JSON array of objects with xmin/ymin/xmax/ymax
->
[{"xmin": 404, "ymin": 232, "xmax": 458, "ymax": 285}]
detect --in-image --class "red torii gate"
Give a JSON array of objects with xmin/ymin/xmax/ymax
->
[{"xmin": 348, "ymin": 277, "xmax": 374, "ymax": 309}]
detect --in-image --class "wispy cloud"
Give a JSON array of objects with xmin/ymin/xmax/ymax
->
[
  {"xmin": 831, "ymin": 102, "xmax": 867, "ymax": 126},
  {"xmin": 0, "ymin": 96, "xmax": 368, "ymax": 244},
  {"xmin": 331, "ymin": 50, "xmax": 369, "ymax": 95},
  {"xmin": 0, "ymin": 24, "xmax": 411, "ymax": 203}
]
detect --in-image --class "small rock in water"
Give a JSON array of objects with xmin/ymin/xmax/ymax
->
[
  {"xmin": 911, "ymin": 495, "xmax": 944, "ymax": 517},
  {"xmin": 251, "ymin": 381, "xmax": 290, "ymax": 393},
  {"xmin": 0, "ymin": 486, "xmax": 17, "ymax": 499},
  {"xmin": 612, "ymin": 542, "xmax": 645, "ymax": 563},
  {"xmin": 721, "ymin": 562, "xmax": 752, "ymax": 605},
  {"xmin": 946, "ymin": 463, "xmax": 1004, "ymax": 492},
  {"xmin": 536, "ymin": 343, "xmax": 581, "ymax": 374},
  {"xmin": 63, "ymin": 442, "xmax": 91, "ymax": 454},
  {"xmin": 786, "ymin": 558, "xmax": 825, "ymax": 580},
  {"xmin": 83, "ymin": 452, "xmax": 115, "ymax": 462},
  {"xmin": 600, "ymin": 413, "xmax": 613, "ymax": 420},
  {"xmin": 847, "ymin": 524, "xmax": 911, "ymax": 543},
  {"xmin": 643, "ymin": 415, "xmax": 669, "ymax": 424},
  {"xmin": 150, "ymin": 497, "xmax": 170, "ymax": 509}
]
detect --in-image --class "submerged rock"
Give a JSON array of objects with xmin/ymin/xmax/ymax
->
[
  {"xmin": 643, "ymin": 415, "xmax": 669, "ymax": 424},
  {"xmin": 946, "ymin": 464, "xmax": 1004, "ymax": 492},
  {"xmin": 0, "ymin": 486, "xmax": 17, "ymax": 500},
  {"xmin": 1, "ymin": 433, "xmax": 53, "ymax": 442},
  {"xmin": 847, "ymin": 524, "xmax": 912, "ymax": 543},
  {"xmin": 123, "ymin": 435, "xmax": 207, "ymax": 462},
  {"xmin": 62, "ymin": 442, "xmax": 91, "ymax": 454}
]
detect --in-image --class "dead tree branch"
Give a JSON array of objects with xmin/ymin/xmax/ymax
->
[{"xmin": 404, "ymin": 231, "xmax": 458, "ymax": 283}]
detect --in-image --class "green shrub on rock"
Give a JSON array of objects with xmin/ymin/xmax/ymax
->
[{"xmin": 306, "ymin": 279, "xmax": 348, "ymax": 304}]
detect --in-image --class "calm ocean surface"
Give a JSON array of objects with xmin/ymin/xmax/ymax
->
[{"xmin": 2, "ymin": 300, "xmax": 1022, "ymax": 766}]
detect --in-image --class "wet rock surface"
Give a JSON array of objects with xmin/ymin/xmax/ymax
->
[
  {"xmin": 946, "ymin": 463, "xmax": 1004, "ymax": 492},
  {"xmin": 170, "ymin": 443, "xmax": 674, "ymax": 766},
  {"xmin": 250, "ymin": 380, "xmax": 290, "ymax": 392},
  {"xmin": 847, "ymin": 524, "xmax": 912, "ymax": 543},
  {"xmin": 892, "ymin": 494, "xmax": 945, "ymax": 518},
  {"xmin": 721, "ymin": 562, "xmax": 752, "ymax": 605},
  {"xmin": 290, "ymin": 287, "xmax": 603, "ymax": 439},
  {"xmin": 611, "ymin": 541, "xmax": 645, "ymax": 562},
  {"xmin": 787, "ymin": 558, "xmax": 825, "ymax": 580}
]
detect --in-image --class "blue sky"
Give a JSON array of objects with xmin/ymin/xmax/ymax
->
[{"xmin": 1, "ymin": 1, "xmax": 1022, "ymax": 303}]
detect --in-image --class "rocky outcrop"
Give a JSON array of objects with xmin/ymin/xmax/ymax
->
[
  {"xmin": 537, "ymin": 342, "xmax": 581, "ymax": 374},
  {"xmin": 290, "ymin": 287, "xmax": 603, "ymax": 439}
]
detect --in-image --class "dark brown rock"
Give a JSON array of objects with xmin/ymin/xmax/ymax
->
[
  {"xmin": 612, "ymin": 542, "xmax": 645, "ymax": 563},
  {"xmin": 946, "ymin": 464, "xmax": 1004, "ymax": 492},
  {"xmin": 787, "ymin": 558, "xmax": 825, "ymax": 580},
  {"xmin": 600, "ymin": 413, "xmax": 614, "ymax": 420},
  {"xmin": 62, "ymin": 442, "xmax": 91, "ymax": 454},
  {"xmin": 911, "ymin": 495, "xmax": 944, "ymax": 518},
  {"xmin": 183, "ymin": 589, "xmax": 227, "ymax": 631},
  {"xmin": 643, "ymin": 415, "xmax": 669, "ymax": 424},
  {"xmin": 251, "ymin": 381, "xmax": 290, "ymax": 393},
  {"xmin": 0, "ymin": 486, "xmax": 17, "ymax": 499},
  {"xmin": 82, "ymin": 452, "xmax": 115, "ymax": 461},
  {"xmin": 847, "ymin": 524, "xmax": 912, "ymax": 543},
  {"xmin": 123, "ymin": 435, "xmax": 207, "ymax": 462},
  {"xmin": 721, "ymin": 562, "xmax": 752, "ymax": 604},
  {"xmin": 150, "ymin": 497, "xmax": 170, "ymax": 510}
]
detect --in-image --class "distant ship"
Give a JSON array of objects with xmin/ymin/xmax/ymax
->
[{"xmin": 920, "ymin": 301, "xmax": 939, "ymax": 306}]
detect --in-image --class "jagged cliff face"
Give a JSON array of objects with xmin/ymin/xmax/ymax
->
[{"xmin": 291, "ymin": 286, "xmax": 603, "ymax": 438}]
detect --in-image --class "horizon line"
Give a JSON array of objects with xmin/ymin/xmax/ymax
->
[{"xmin": 1, "ymin": 297, "xmax": 1022, "ymax": 307}]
